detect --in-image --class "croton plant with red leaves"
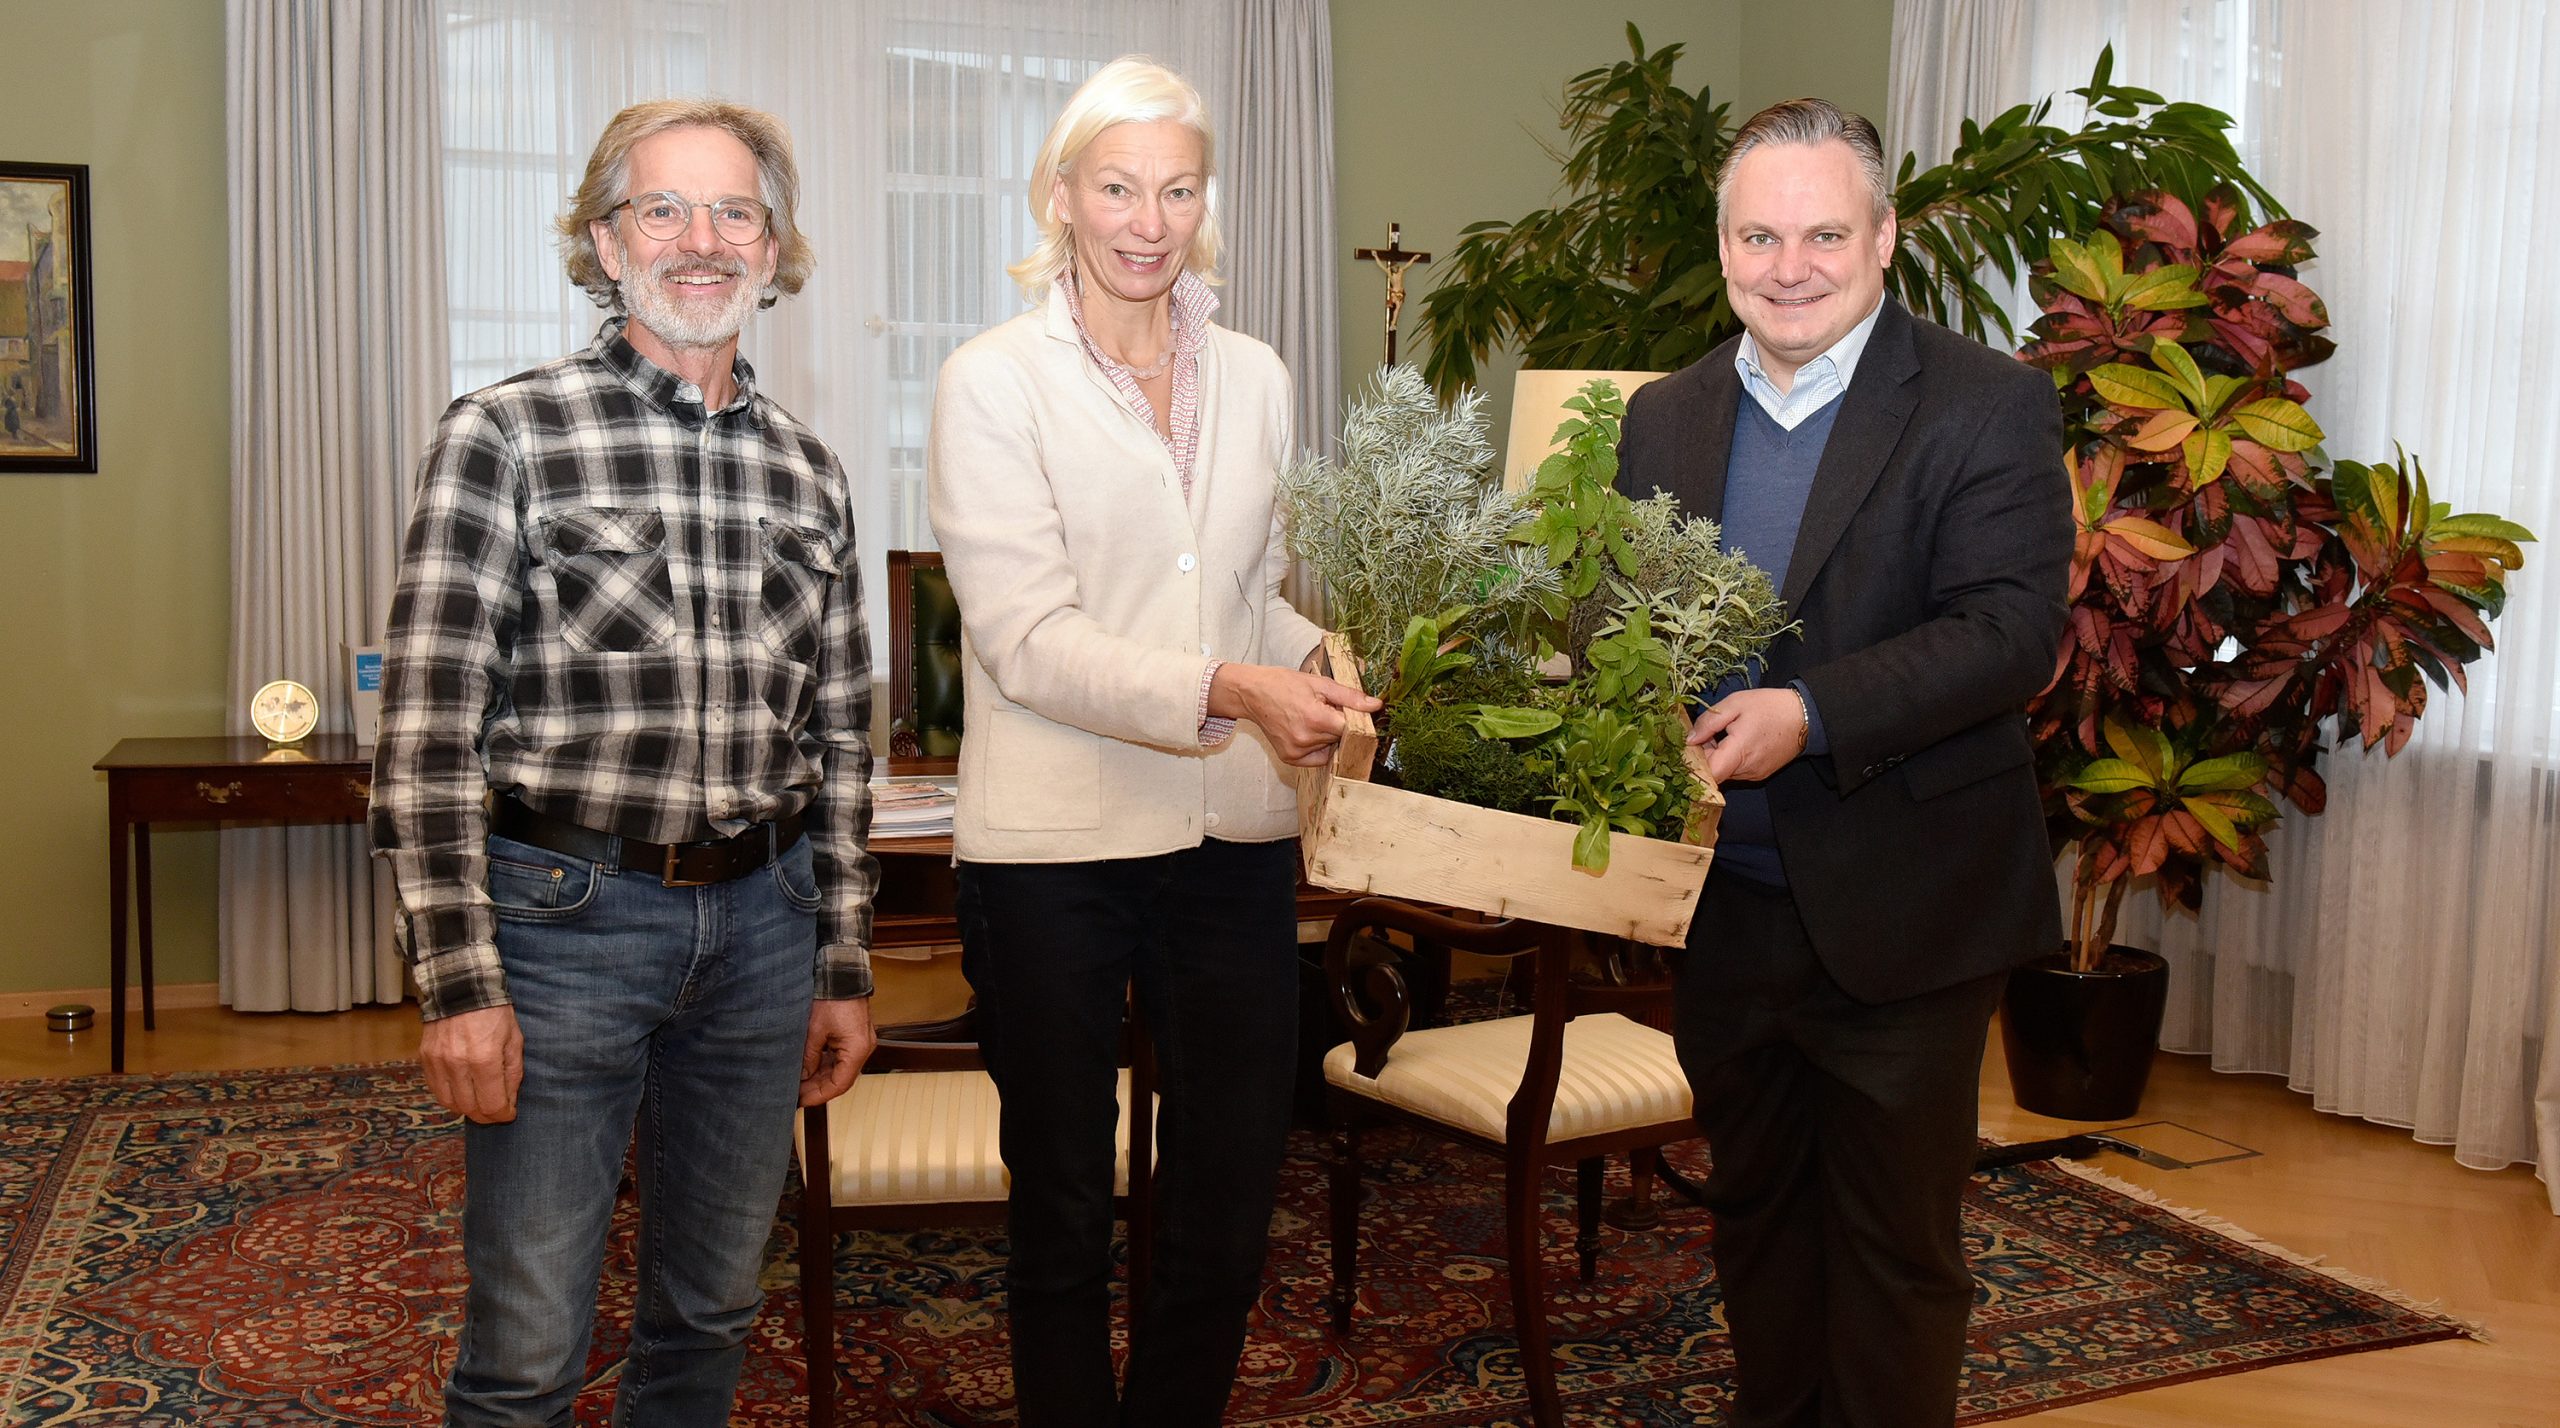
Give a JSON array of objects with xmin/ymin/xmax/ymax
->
[{"xmin": 2020, "ymin": 187, "xmax": 2534, "ymax": 969}]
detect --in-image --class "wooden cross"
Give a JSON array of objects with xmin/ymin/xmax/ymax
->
[{"xmin": 1354, "ymin": 222, "xmax": 1433, "ymax": 367}]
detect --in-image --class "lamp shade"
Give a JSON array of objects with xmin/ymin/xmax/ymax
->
[{"xmin": 1504, "ymin": 368, "xmax": 1669, "ymax": 491}]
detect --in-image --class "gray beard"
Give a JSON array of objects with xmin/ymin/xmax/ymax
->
[{"xmin": 615, "ymin": 237, "xmax": 763, "ymax": 351}]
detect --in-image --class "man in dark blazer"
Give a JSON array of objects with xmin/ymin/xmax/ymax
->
[{"xmin": 1615, "ymin": 98, "xmax": 2071, "ymax": 1428}]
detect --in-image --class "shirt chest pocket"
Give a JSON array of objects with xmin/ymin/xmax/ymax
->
[
  {"xmin": 758, "ymin": 518, "xmax": 845, "ymax": 667},
  {"xmin": 541, "ymin": 507, "xmax": 676, "ymax": 654}
]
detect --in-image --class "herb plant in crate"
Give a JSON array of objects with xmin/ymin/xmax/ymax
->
[
  {"xmin": 1276, "ymin": 366, "xmax": 1789, "ymax": 943},
  {"xmin": 2010, "ymin": 188, "xmax": 2534, "ymax": 1118}
]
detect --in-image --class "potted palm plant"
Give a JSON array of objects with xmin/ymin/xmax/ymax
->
[{"xmin": 2010, "ymin": 188, "xmax": 2533, "ymax": 1118}]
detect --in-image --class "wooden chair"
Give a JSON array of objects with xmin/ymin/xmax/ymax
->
[
  {"xmin": 1319, "ymin": 897, "xmax": 1704, "ymax": 1428},
  {"xmin": 795, "ymin": 1010, "xmax": 1155, "ymax": 1427}
]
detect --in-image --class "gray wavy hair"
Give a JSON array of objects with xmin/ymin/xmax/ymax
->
[{"xmin": 557, "ymin": 98, "xmax": 815, "ymax": 311}]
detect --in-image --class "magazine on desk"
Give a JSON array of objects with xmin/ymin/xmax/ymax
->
[{"xmin": 869, "ymin": 773, "xmax": 957, "ymax": 838}]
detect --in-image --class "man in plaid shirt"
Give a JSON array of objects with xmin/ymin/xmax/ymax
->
[{"xmin": 371, "ymin": 99, "xmax": 877, "ymax": 1426}]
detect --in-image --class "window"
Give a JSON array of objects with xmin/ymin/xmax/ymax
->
[{"xmin": 436, "ymin": 0, "xmax": 1185, "ymax": 646}]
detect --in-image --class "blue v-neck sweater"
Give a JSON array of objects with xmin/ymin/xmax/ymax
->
[{"xmin": 1706, "ymin": 391, "xmax": 1843, "ymax": 887}]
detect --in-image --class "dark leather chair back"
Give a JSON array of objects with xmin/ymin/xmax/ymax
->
[{"xmin": 888, "ymin": 550, "xmax": 963, "ymax": 757}]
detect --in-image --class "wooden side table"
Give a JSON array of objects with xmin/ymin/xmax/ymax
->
[
  {"xmin": 94, "ymin": 735, "xmax": 374, "ymax": 1073},
  {"xmin": 90, "ymin": 743, "xmax": 1361, "ymax": 1075}
]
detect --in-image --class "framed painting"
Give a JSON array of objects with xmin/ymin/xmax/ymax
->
[{"xmin": 0, "ymin": 161, "xmax": 97, "ymax": 473}]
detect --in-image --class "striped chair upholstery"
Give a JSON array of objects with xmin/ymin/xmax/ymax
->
[
  {"xmin": 1322, "ymin": 1011, "xmax": 1690, "ymax": 1143},
  {"xmin": 1319, "ymin": 899, "xmax": 1705, "ymax": 1428},
  {"xmin": 796, "ymin": 1013, "xmax": 1155, "ymax": 1428},
  {"xmin": 796, "ymin": 1065, "xmax": 1149, "ymax": 1206}
]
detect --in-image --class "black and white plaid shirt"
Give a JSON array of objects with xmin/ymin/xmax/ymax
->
[{"xmin": 372, "ymin": 317, "xmax": 877, "ymax": 1021}]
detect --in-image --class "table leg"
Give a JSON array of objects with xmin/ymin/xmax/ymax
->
[
  {"xmin": 107, "ymin": 808, "xmax": 128, "ymax": 1075},
  {"xmin": 135, "ymin": 822, "xmax": 155, "ymax": 1030}
]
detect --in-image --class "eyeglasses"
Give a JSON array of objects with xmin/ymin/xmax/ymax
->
[{"xmin": 611, "ymin": 190, "xmax": 771, "ymax": 244}]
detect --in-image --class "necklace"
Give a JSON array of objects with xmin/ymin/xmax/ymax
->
[{"xmin": 1099, "ymin": 344, "xmax": 1173, "ymax": 381}]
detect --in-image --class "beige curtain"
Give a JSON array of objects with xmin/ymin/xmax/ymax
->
[
  {"xmin": 221, "ymin": 0, "xmax": 449, "ymax": 1011},
  {"xmin": 1219, "ymin": 0, "xmax": 1342, "ymax": 617}
]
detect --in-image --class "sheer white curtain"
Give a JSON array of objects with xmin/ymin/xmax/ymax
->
[
  {"xmin": 1891, "ymin": 0, "xmax": 2560, "ymax": 1210},
  {"xmin": 222, "ymin": 0, "xmax": 449, "ymax": 1012},
  {"xmin": 439, "ymin": 0, "xmax": 1337, "ymax": 645}
]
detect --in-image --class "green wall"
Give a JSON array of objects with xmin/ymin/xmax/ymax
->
[
  {"xmin": 0, "ymin": 0, "xmax": 1905, "ymax": 997},
  {"xmin": 0, "ymin": 0, "xmax": 233, "ymax": 998},
  {"xmin": 1331, "ymin": 0, "xmax": 1900, "ymax": 439},
  {"xmin": 1330, "ymin": 0, "xmax": 1743, "ymax": 441},
  {"xmin": 1737, "ymin": 0, "xmax": 1896, "ymax": 131}
]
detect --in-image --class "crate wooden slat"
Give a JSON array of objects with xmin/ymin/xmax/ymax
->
[{"xmin": 1298, "ymin": 634, "xmax": 1719, "ymax": 947}]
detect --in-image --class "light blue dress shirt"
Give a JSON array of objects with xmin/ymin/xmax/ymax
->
[{"xmin": 1733, "ymin": 293, "xmax": 1886, "ymax": 430}]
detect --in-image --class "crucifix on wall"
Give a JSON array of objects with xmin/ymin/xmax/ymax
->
[{"xmin": 1355, "ymin": 222, "xmax": 1432, "ymax": 367}]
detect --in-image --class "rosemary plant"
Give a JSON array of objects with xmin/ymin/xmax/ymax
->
[{"xmin": 1277, "ymin": 365, "xmax": 1559, "ymax": 682}]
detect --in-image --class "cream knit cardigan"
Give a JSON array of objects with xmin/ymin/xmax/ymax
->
[{"xmin": 925, "ymin": 285, "xmax": 1326, "ymax": 863}]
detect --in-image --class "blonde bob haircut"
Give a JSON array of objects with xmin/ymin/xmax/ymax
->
[
  {"xmin": 557, "ymin": 98, "xmax": 815, "ymax": 312},
  {"xmin": 1008, "ymin": 56, "xmax": 1221, "ymax": 301}
]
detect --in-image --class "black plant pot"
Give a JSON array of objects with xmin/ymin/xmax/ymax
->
[{"xmin": 1999, "ymin": 946, "xmax": 2170, "ymax": 1121}]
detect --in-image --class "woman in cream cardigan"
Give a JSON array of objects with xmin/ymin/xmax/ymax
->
[{"xmin": 924, "ymin": 57, "xmax": 1376, "ymax": 1428}]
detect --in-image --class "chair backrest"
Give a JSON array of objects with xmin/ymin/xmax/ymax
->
[
  {"xmin": 864, "ymin": 1006, "xmax": 991, "ymax": 1073},
  {"xmin": 1322, "ymin": 897, "xmax": 1675, "ymax": 1152},
  {"xmin": 887, "ymin": 549, "xmax": 963, "ymax": 757}
]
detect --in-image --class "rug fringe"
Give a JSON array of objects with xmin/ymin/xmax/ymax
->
[{"xmin": 2037, "ymin": 1153, "xmax": 2494, "ymax": 1343}]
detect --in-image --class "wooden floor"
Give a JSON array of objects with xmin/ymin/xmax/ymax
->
[{"xmin": 3, "ymin": 1004, "xmax": 2554, "ymax": 1425}]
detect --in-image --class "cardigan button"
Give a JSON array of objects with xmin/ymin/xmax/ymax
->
[{"xmin": 1177, "ymin": 552, "xmax": 1197, "ymax": 573}]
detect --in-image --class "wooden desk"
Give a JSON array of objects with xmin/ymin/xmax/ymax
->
[
  {"xmin": 95, "ymin": 735, "xmax": 376, "ymax": 1073},
  {"xmin": 867, "ymin": 836, "xmax": 1363, "ymax": 946},
  {"xmin": 92, "ymin": 740, "xmax": 1356, "ymax": 1073}
]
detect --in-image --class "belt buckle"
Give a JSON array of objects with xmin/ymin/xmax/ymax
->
[{"xmin": 661, "ymin": 843, "xmax": 718, "ymax": 888}]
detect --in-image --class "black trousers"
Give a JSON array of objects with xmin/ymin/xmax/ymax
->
[
  {"xmin": 957, "ymin": 837, "xmax": 1301, "ymax": 1428},
  {"xmin": 1676, "ymin": 873, "xmax": 2004, "ymax": 1428}
]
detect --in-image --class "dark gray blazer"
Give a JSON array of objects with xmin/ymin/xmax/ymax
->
[{"xmin": 1617, "ymin": 297, "xmax": 2072, "ymax": 1002}]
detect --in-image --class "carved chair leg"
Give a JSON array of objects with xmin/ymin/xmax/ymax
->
[
  {"xmin": 799, "ymin": 1114, "xmax": 836, "ymax": 1428},
  {"xmin": 1612, "ymin": 1145, "xmax": 1665, "ymax": 1231},
  {"xmin": 1506, "ymin": 1155, "xmax": 1564, "ymax": 1428},
  {"xmin": 1576, "ymin": 1158, "xmax": 1604, "ymax": 1283},
  {"xmin": 1329, "ymin": 1119, "xmax": 1362, "ymax": 1335}
]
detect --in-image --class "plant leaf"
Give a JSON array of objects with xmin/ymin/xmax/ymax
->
[
  {"xmin": 1465, "ymin": 706, "xmax": 1564, "ymax": 740},
  {"xmin": 1572, "ymin": 816, "xmax": 1614, "ymax": 874},
  {"xmin": 2125, "ymin": 409, "xmax": 2199, "ymax": 452},
  {"xmin": 2103, "ymin": 516, "xmax": 2195, "ymax": 560},
  {"xmin": 2177, "ymin": 753, "xmax": 2267, "ymax": 793},
  {"xmin": 2069, "ymin": 758, "xmax": 2156, "ymax": 793},
  {"xmin": 2049, "ymin": 237, "xmax": 2110, "ymax": 301},
  {"xmin": 2118, "ymin": 265, "xmax": 2210, "ymax": 311},
  {"xmin": 2090, "ymin": 363, "xmax": 2189, "ymax": 411},
  {"xmin": 2181, "ymin": 427, "xmax": 2233, "ymax": 487},
  {"xmin": 2150, "ymin": 339, "xmax": 2210, "ymax": 409},
  {"xmin": 2232, "ymin": 398, "xmax": 2324, "ymax": 452},
  {"xmin": 2181, "ymin": 794, "xmax": 2244, "ymax": 851}
]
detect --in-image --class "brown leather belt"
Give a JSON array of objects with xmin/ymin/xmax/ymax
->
[{"xmin": 491, "ymin": 794, "xmax": 805, "ymax": 888}]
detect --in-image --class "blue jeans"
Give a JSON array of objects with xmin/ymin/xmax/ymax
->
[
  {"xmin": 442, "ymin": 831, "xmax": 819, "ymax": 1428},
  {"xmin": 957, "ymin": 837, "xmax": 1302, "ymax": 1428}
]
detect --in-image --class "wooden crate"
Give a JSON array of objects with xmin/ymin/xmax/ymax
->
[{"xmin": 1298, "ymin": 634, "xmax": 1722, "ymax": 947}]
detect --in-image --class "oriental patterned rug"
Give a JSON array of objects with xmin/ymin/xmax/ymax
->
[{"xmin": 0, "ymin": 1063, "xmax": 2477, "ymax": 1425}]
